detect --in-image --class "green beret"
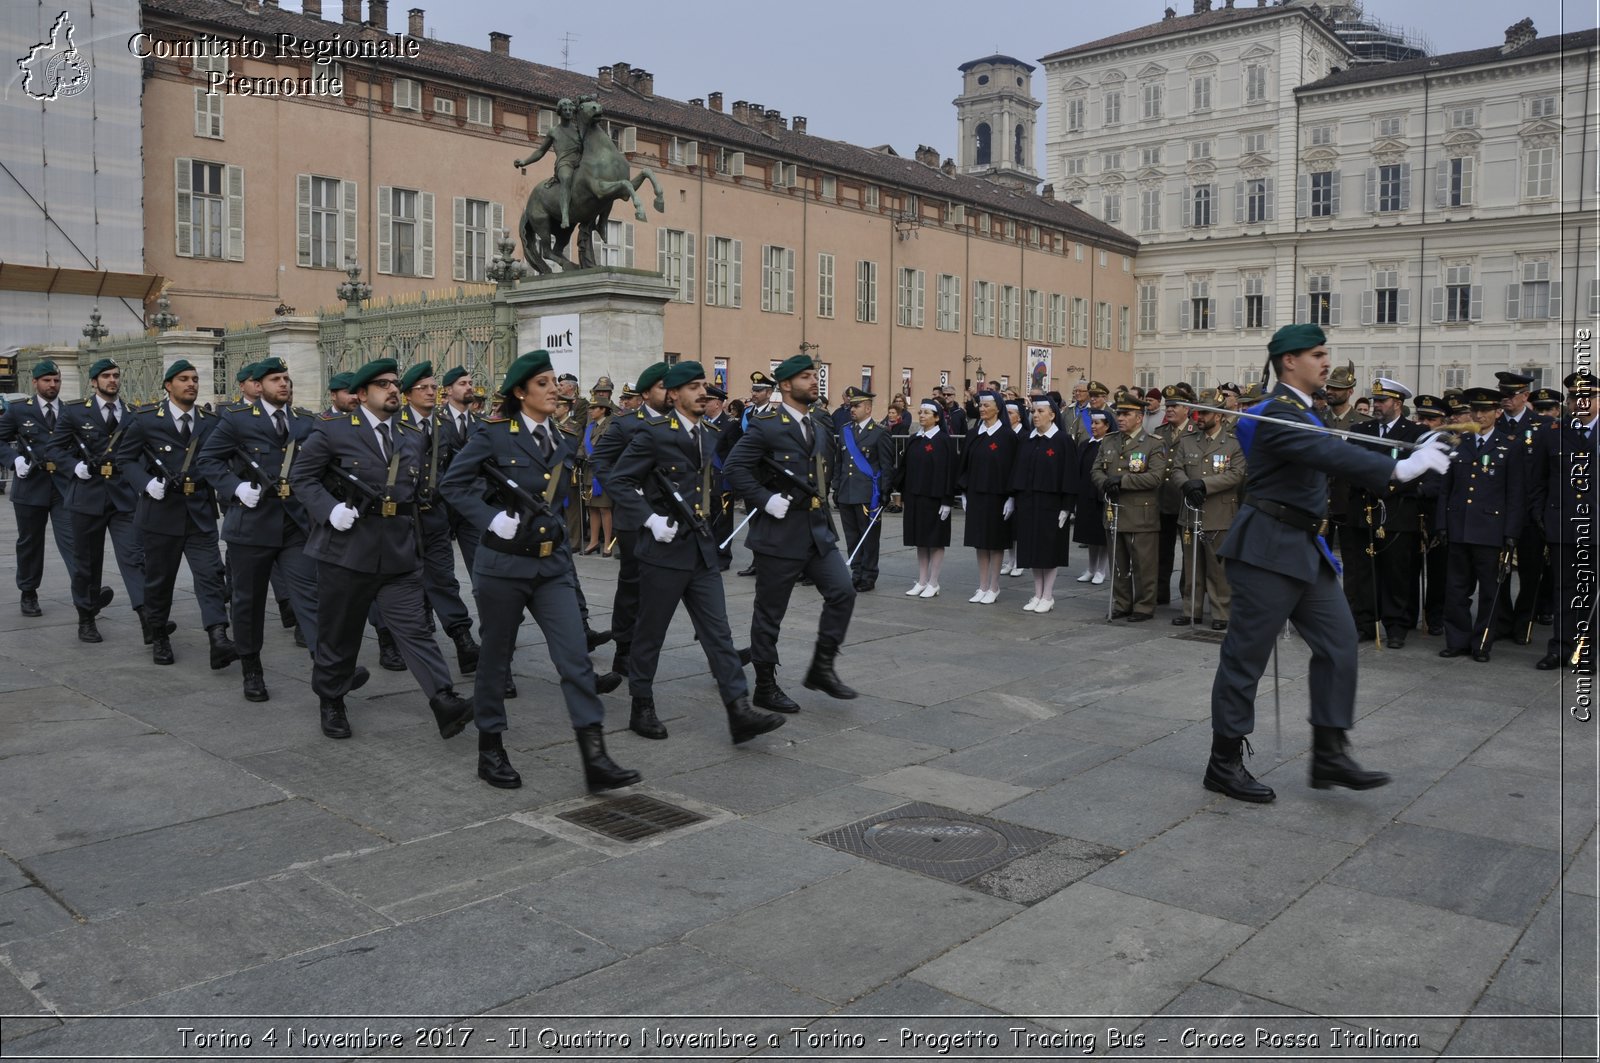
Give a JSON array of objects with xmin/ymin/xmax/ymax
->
[
  {"xmin": 251, "ymin": 357, "xmax": 290, "ymax": 381},
  {"xmin": 501, "ymin": 350, "xmax": 554, "ymax": 394},
  {"xmin": 1266, "ymin": 323, "xmax": 1327, "ymax": 359},
  {"xmin": 634, "ymin": 361, "xmax": 670, "ymax": 392},
  {"xmin": 163, "ymin": 359, "xmax": 196, "ymax": 383},
  {"xmin": 236, "ymin": 362, "xmax": 258, "ymax": 384},
  {"xmin": 400, "ymin": 361, "xmax": 434, "ymax": 392},
  {"xmin": 773, "ymin": 354, "xmax": 815, "ymax": 382},
  {"xmin": 86, "ymin": 357, "xmax": 118, "ymax": 380},
  {"xmin": 662, "ymin": 360, "xmax": 706, "ymax": 389},
  {"xmin": 31, "ymin": 360, "xmax": 59, "ymax": 380},
  {"xmin": 327, "ymin": 372, "xmax": 356, "ymax": 392},
  {"xmin": 349, "ymin": 358, "xmax": 399, "ymax": 390},
  {"xmin": 441, "ymin": 366, "xmax": 469, "ymax": 388}
]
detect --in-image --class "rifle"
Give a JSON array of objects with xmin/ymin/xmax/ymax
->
[
  {"xmin": 650, "ymin": 467, "xmax": 712, "ymax": 540},
  {"xmin": 321, "ymin": 464, "xmax": 388, "ymax": 515},
  {"xmin": 69, "ymin": 425, "xmax": 108, "ymax": 478},
  {"xmin": 142, "ymin": 444, "xmax": 183, "ymax": 494},
  {"xmin": 11, "ymin": 431, "xmax": 52, "ymax": 473},
  {"xmin": 480, "ymin": 461, "xmax": 563, "ymax": 558},
  {"xmin": 482, "ymin": 462, "xmax": 555, "ymax": 521},
  {"xmin": 762, "ymin": 455, "xmax": 824, "ymax": 508}
]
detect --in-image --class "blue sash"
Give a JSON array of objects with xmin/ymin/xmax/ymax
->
[
  {"xmin": 583, "ymin": 422, "xmax": 602, "ymax": 498},
  {"xmin": 1236, "ymin": 397, "xmax": 1342, "ymax": 576},
  {"xmin": 841, "ymin": 421, "xmax": 881, "ymax": 510}
]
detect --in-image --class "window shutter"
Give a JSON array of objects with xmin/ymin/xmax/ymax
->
[
  {"xmin": 952, "ymin": 277, "xmax": 960, "ymax": 332},
  {"xmin": 225, "ymin": 164, "xmax": 244, "ymax": 261},
  {"xmin": 295, "ymin": 173, "xmax": 312, "ymax": 267},
  {"xmin": 1295, "ymin": 294, "xmax": 1308, "ymax": 323},
  {"xmin": 377, "ymin": 186, "xmax": 393, "ymax": 274},
  {"xmin": 1262, "ymin": 296, "xmax": 1272, "ymax": 328},
  {"xmin": 1296, "ymin": 174, "xmax": 1308, "ymax": 218},
  {"xmin": 175, "ymin": 158, "xmax": 194, "ymax": 258},
  {"xmin": 1182, "ymin": 187, "xmax": 1193, "ymax": 227},
  {"xmin": 452, "ymin": 196, "xmax": 466, "ymax": 281},
  {"xmin": 1469, "ymin": 285, "xmax": 1483, "ymax": 322},
  {"xmin": 341, "ymin": 179, "xmax": 358, "ymax": 271},
  {"xmin": 1206, "ymin": 298, "xmax": 1216, "ymax": 330},
  {"xmin": 1430, "ymin": 287, "xmax": 1444, "ymax": 323},
  {"xmin": 706, "ymin": 234, "xmax": 717, "ymax": 304},
  {"xmin": 1233, "ymin": 180, "xmax": 1245, "ymax": 223},
  {"xmin": 1329, "ymin": 171, "xmax": 1341, "ymax": 215},
  {"xmin": 1263, "ymin": 178, "xmax": 1274, "ymax": 220},
  {"xmin": 1089, "ymin": 189, "xmax": 1101, "ymax": 218},
  {"xmin": 1398, "ymin": 163, "xmax": 1411, "ymax": 210},
  {"xmin": 1364, "ymin": 167, "xmax": 1378, "ymax": 213},
  {"xmin": 761, "ymin": 248, "xmax": 773, "ymax": 312},
  {"xmin": 624, "ymin": 223, "xmax": 636, "ymax": 269},
  {"xmin": 1327, "ymin": 292, "xmax": 1341, "ymax": 326},
  {"xmin": 1590, "ymin": 279, "xmax": 1600, "ymax": 317},
  {"xmin": 1461, "ymin": 158, "xmax": 1475, "ymax": 205},
  {"xmin": 914, "ymin": 269, "xmax": 924, "ymax": 327},
  {"xmin": 656, "ymin": 227, "xmax": 668, "ymax": 275},
  {"xmin": 418, "ymin": 192, "xmax": 435, "ymax": 277},
  {"xmin": 1180, "ymin": 298, "xmax": 1191, "ymax": 330},
  {"xmin": 1434, "ymin": 163, "xmax": 1448, "ymax": 208},
  {"xmin": 1360, "ymin": 289, "xmax": 1375, "ymax": 325},
  {"xmin": 193, "ymin": 87, "xmax": 205, "ymax": 137},
  {"xmin": 1505, "ymin": 283, "xmax": 1521, "ymax": 320},
  {"xmin": 731, "ymin": 239, "xmax": 742, "ymax": 307},
  {"xmin": 491, "ymin": 202, "xmax": 504, "ymax": 244},
  {"xmin": 685, "ymin": 232, "xmax": 695, "ymax": 302},
  {"xmin": 1234, "ymin": 296, "xmax": 1244, "ymax": 329},
  {"xmin": 1549, "ymin": 281, "xmax": 1563, "ymax": 319},
  {"xmin": 1396, "ymin": 288, "xmax": 1410, "ymax": 325}
]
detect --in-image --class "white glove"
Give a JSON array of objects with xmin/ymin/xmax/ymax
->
[
  {"xmin": 645, "ymin": 512, "xmax": 679, "ymax": 543},
  {"xmin": 234, "ymin": 482, "xmax": 262, "ymax": 508},
  {"xmin": 488, "ymin": 511, "xmax": 520, "ymax": 539},
  {"xmin": 1392, "ymin": 438, "xmax": 1451, "ymax": 483},
  {"xmin": 959, "ymin": 494, "xmax": 967, "ymax": 510},
  {"xmin": 1002, "ymin": 498, "xmax": 1015, "ymax": 519},
  {"xmin": 938, "ymin": 505, "xmax": 952, "ymax": 521},
  {"xmin": 13, "ymin": 456, "xmax": 30, "ymax": 478},
  {"xmin": 146, "ymin": 477, "xmax": 166, "ymax": 501},
  {"xmin": 329, "ymin": 503, "xmax": 360, "ymax": 531},
  {"xmin": 1058, "ymin": 510, "xmax": 1069, "ymax": 529},
  {"xmin": 764, "ymin": 494, "xmax": 790, "ymax": 519},
  {"xmin": 74, "ymin": 461, "xmax": 91, "ymax": 481}
]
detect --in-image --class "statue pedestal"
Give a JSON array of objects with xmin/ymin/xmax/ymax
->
[{"xmin": 501, "ymin": 268, "xmax": 674, "ymax": 393}]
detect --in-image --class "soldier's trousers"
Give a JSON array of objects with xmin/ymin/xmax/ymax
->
[
  {"xmin": 1211, "ymin": 557, "xmax": 1358, "ymax": 737},
  {"xmin": 1111, "ymin": 529, "xmax": 1159, "ymax": 616},
  {"xmin": 314, "ymin": 561, "xmax": 451, "ymax": 701},
  {"xmin": 448, "ymin": 504, "xmax": 481, "ymax": 593},
  {"xmin": 609, "ymin": 528, "xmax": 642, "ymax": 653},
  {"xmin": 1337, "ymin": 523, "xmax": 1377, "ymax": 629},
  {"xmin": 1444, "ymin": 543, "xmax": 1505, "ymax": 655},
  {"xmin": 1422, "ymin": 539, "xmax": 1447, "ymax": 631},
  {"xmin": 472, "ymin": 568, "xmax": 603, "ymax": 735},
  {"xmin": 228, "ymin": 535, "xmax": 319, "ymax": 656},
  {"xmin": 712, "ymin": 497, "xmax": 734, "ymax": 568},
  {"xmin": 1548, "ymin": 540, "xmax": 1592, "ymax": 668},
  {"xmin": 1504, "ymin": 524, "xmax": 1548, "ymax": 639},
  {"xmin": 70, "ymin": 507, "xmax": 144, "ymax": 613},
  {"xmin": 840, "ymin": 502, "xmax": 882, "ymax": 583},
  {"xmin": 1371, "ymin": 530, "xmax": 1418, "ymax": 633},
  {"xmin": 1181, "ymin": 528, "xmax": 1231, "ymax": 622},
  {"xmin": 628, "ymin": 558, "xmax": 747, "ymax": 702},
  {"xmin": 1157, "ymin": 511, "xmax": 1178, "ymax": 603},
  {"xmin": 418, "ymin": 506, "xmax": 472, "ymax": 634},
  {"xmin": 143, "ymin": 525, "xmax": 229, "ymax": 630},
  {"xmin": 750, "ymin": 547, "xmax": 855, "ymax": 664},
  {"xmin": 13, "ymin": 496, "xmax": 77, "ymax": 592}
]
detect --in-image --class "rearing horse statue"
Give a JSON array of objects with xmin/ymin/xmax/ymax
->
[{"xmin": 516, "ymin": 99, "xmax": 666, "ymax": 275}]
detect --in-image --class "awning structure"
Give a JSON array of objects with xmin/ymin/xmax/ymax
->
[{"xmin": 0, "ymin": 263, "xmax": 166, "ymax": 302}]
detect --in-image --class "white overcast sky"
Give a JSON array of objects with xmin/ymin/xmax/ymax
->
[{"xmin": 289, "ymin": 1, "xmax": 1597, "ymax": 173}]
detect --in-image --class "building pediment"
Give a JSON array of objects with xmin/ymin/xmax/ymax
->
[
  {"xmin": 1062, "ymin": 75, "xmax": 1090, "ymax": 91},
  {"xmin": 1440, "ymin": 129, "xmax": 1481, "ymax": 149},
  {"xmin": 1239, "ymin": 43, "xmax": 1274, "ymax": 60},
  {"xmin": 1136, "ymin": 63, "xmax": 1167, "ymax": 79},
  {"xmin": 1186, "ymin": 160, "xmax": 1216, "ymax": 180},
  {"xmin": 1370, "ymin": 137, "xmax": 1408, "ymax": 155},
  {"xmin": 1099, "ymin": 69, "xmax": 1126, "ymax": 84},
  {"xmin": 1187, "ymin": 52, "xmax": 1219, "ymax": 69},
  {"xmin": 1136, "ymin": 166, "xmax": 1163, "ymax": 182},
  {"xmin": 1299, "ymin": 147, "xmax": 1339, "ymax": 168},
  {"xmin": 1518, "ymin": 117, "xmax": 1562, "ymax": 138},
  {"xmin": 1239, "ymin": 151, "xmax": 1270, "ymax": 170}
]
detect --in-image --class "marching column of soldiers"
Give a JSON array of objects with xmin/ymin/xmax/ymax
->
[{"xmin": 0, "ymin": 336, "xmax": 1592, "ymax": 803}]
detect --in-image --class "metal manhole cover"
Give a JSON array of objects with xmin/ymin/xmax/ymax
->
[
  {"xmin": 1171, "ymin": 629, "xmax": 1227, "ymax": 644},
  {"xmin": 557, "ymin": 794, "xmax": 707, "ymax": 842},
  {"xmin": 814, "ymin": 802, "xmax": 1057, "ymax": 884}
]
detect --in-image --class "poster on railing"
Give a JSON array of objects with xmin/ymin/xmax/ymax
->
[{"xmin": 1026, "ymin": 345, "xmax": 1052, "ymax": 393}]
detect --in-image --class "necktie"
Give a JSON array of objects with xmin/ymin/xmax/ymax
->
[
  {"xmin": 801, "ymin": 415, "xmax": 813, "ymax": 451},
  {"xmin": 179, "ymin": 413, "xmax": 192, "ymax": 443},
  {"xmin": 104, "ymin": 404, "xmax": 118, "ymax": 433},
  {"xmin": 44, "ymin": 403, "xmax": 55, "ymax": 432},
  {"xmin": 456, "ymin": 412, "xmax": 468, "ymax": 445},
  {"xmin": 1378, "ymin": 423, "xmax": 1388, "ymax": 439},
  {"xmin": 377, "ymin": 422, "xmax": 392, "ymax": 461},
  {"xmin": 688, "ymin": 424, "xmax": 701, "ymax": 467},
  {"xmin": 274, "ymin": 409, "xmax": 288, "ymax": 445},
  {"xmin": 534, "ymin": 423, "xmax": 552, "ymax": 459}
]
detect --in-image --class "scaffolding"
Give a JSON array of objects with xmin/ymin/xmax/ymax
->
[{"xmin": 1324, "ymin": 2, "xmax": 1430, "ymax": 64}]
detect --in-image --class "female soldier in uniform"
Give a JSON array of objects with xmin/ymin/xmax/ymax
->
[
  {"xmin": 958, "ymin": 391, "xmax": 1016, "ymax": 604},
  {"xmin": 897, "ymin": 400, "xmax": 958, "ymax": 598},
  {"xmin": 1009, "ymin": 396, "xmax": 1079, "ymax": 613}
]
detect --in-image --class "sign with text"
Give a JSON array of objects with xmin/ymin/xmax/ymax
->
[
  {"xmin": 539, "ymin": 313, "xmax": 580, "ymax": 381},
  {"xmin": 1027, "ymin": 345, "xmax": 1052, "ymax": 393}
]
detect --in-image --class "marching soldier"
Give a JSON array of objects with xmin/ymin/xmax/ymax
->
[
  {"xmin": 1154, "ymin": 383, "xmax": 1195, "ymax": 606},
  {"xmin": 1412, "ymin": 394, "xmax": 1450, "ymax": 635},
  {"xmin": 1530, "ymin": 371, "xmax": 1597, "ymax": 673},
  {"xmin": 1323, "ymin": 361, "xmax": 1373, "ymax": 614},
  {"xmin": 437, "ymin": 367, "xmax": 482, "ymax": 578},
  {"xmin": 834, "ymin": 386, "xmax": 895, "ymax": 593},
  {"xmin": 1170, "ymin": 390, "xmax": 1245, "ymax": 630},
  {"xmin": 1438, "ymin": 387, "xmax": 1524, "ymax": 663},
  {"xmin": 0, "ymin": 359, "xmax": 78, "ymax": 616},
  {"xmin": 732, "ymin": 371, "xmax": 778, "ymax": 577},
  {"xmin": 1344, "ymin": 379, "xmax": 1427, "ymax": 648},
  {"xmin": 437, "ymin": 350, "xmax": 639, "ymax": 792},
  {"xmin": 289, "ymin": 358, "xmax": 472, "ymax": 741},
  {"xmin": 607, "ymin": 360, "xmax": 786, "ymax": 744},
  {"xmin": 703, "ymin": 383, "xmax": 737, "ymax": 571},
  {"xmin": 324, "ymin": 372, "xmax": 358, "ymax": 416},
  {"xmin": 194, "ymin": 357, "xmax": 337, "ymax": 703},
  {"xmin": 399, "ymin": 361, "xmax": 480, "ymax": 675},
  {"xmin": 1092, "ymin": 390, "xmax": 1169, "ymax": 622},
  {"xmin": 50, "ymin": 357, "xmax": 146, "ymax": 644},
  {"xmin": 725, "ymin": 355, "xmax": 859, "ymax": 712},
  {"xmin": 115, "ymin": 360, "xmax": 236, "ymax": 669}
]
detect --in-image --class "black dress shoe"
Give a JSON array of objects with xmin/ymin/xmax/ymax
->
[
  {"xmin": 1310, "ymin": 726, "xmax": 1389, "ymax": 790},
  {"xmin": 1110, "ymin": 610, "xmax": 1133, "ymax": 620},
  {"xmin": 1427, "ymin": 625, "xmax": 1444, "ymax": 636},
  {"xmin": 1211, "ymin": 620, "xmax": 1229, "ymax": 631},
  {"xmin": 737, "ymin": 563, "xmax": 757, "ymax": 577},
  {"xmin": 151, "ymin": 636, "xmax": 175, "ymax": 666},
  {"xmin": 1537, "ymin": 651, "xmax": 1563, "ymax": 670},
  {"xmin": 77, "ymin": 614, "xmax": 102, "ymax": 643},
  {"xmin": 629, "ymin": 696, "xmax": 668, "ymax": 740},
  {"xmin": 241, "ymin": 655, "xmax": 269, "ymax": 702},
  {"xmin": 1439, "ymin": 647, "xmax": 1468, "ymax": 658},
  {"xmin": 1511, "ymin": 634, "xmax": 1532, "ymax": 646},
  {"xmin": 575, "ymin": 724, "xmax": 640, "ymax": 791},
  {"xmin": 1536, "ymin": 614, "xmax": 1555, "ymax": 626},
  {"xmin": 1171, "ymin": 617, "xmax": 1193, "ymax": 627},
  {"xmin": 206, "ymin": 624, "xmax": 239, "ymax": 670},
  {"xmin": 1385, "ymin": 633, "xmax": 1406, "ymax": 649},
  {"xmin": 797, "ymin": 574, "xmax": 814, "ymax": 586},
  {"xmin": 1203, "ymin": 734, "xmax": 1275, "ymax": 803},
  {"xmin": 854, "ymin": 579, "xmax": 875, "ymax": 592},
  {"xmin": 320, "ymin": 697, "xmax": 352, "ymax": 739},
  {"xmin": 293, "ymin": 628, "xmax": 307, "ymax": 648},
  {"xmin": 278, "ymin": 598, "xmax": 297, "ymax": 629},
  {"xmin": 427, "ymin": 688, "xmax": 473, "ymax": 739},
  {"xmin": 504, "ymin": 676, "xmax": 518, "ymax": 699},
  {"xmin": 477, "ymin": 734, "xmax": 522, "ymax": 788},
  {"xmin": 1472, "ymin": 652, "xmax": 1491, "ymax": 663},
  {"xmin": 376, "ymin": 628, "xmax": 405, "ymax": 671},
  {"xmin": 585, "ymin": 627, "xmax": 613, "ymax": 651},
  {"xmin": 1126, "ymin": 613, "xmax": 1153, "ymax": 623},
  {"xmin": 726, "ymin": 696, "xmax": 785, "ymax": 744},
  {"xmin": 19, "ymin": 591, "xmax": 40, "ymax": 617},
  {"xmin": 594, "ymin": 670, "xmax": 623, "ymax": 694}
]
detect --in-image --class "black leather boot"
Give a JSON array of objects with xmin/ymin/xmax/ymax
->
[
  {"xmin": 575, "ymin": 724, "xmax": 641, "ymax": 791},
  {"xmin": 1202, "ymin": 733, "xmax": 1275, "ymax": 803},
  {"xmin": 477, "ymin": 731, "xmax": 522, "ymax": 789},
  {"xmin": 726, "ymin": 696, "xmax": 785, "ymax": 744},
  {"xmin": 293, "ymin": 626, "xmax": 307, "ymax": 648},
  {"xmin": 151, "ymin": 634, "xmax": 175, "ymax": 666},
  {"xmin": 207, "ymin": 624, "xmax": 238, "ymax": 670},
  {"xmin": 19, "ymin": 591, "xmax": 40, "ymax": 617},
  {"xmin": 241, "ymin": 654, "xmax": 269, "ymax": 702},
  {"xmin": 752, "ymin": 661, "xmax": 800, "ymax": 713},
  {"xmin": 629, "ymin": 696, "xmax": 668, "ymax": 739},
  {"xmin": 448, "ymin": 626, "xmax": 479, "ymax": 674},
  {"xmin": 427, "ymin": 687, "xmax": 473, "ymax": 739},
  {"xmin": 77, "ymin": 607, "xmax": 102, "ymax": 644},
  {"xmin": 1310, "ymin": 726, "xmax": 1390, "ymax": 791},
  {"xmin": 376, "ymin": 628, "xmax": 405, "ymax": 671},
  {"xmin": 350, "ymin": 665, "xmax": 370, "ymax": 691},
  {"xmin": 319, "ymin": 696, "xmax": 351, "ymax": 739},
  {"xmin": 585, "ymin": 626, "xmax": 613, "ymax": 651},
  {"xmin": 802, "ymin": 639, "xmax": 859, "ymax": 700},
  {"xmin": 594, "ymin": 671, "xmax": 623, "ymax": 694},
  {"xmin": 134, "ymin": 605, "xmax": 175, "ymax": 646}
]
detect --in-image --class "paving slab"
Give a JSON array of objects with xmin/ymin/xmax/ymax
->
[
  {"xmin": 967, "ymin": 836, "xmax": 1123, "ymax": 906},
  {"xmin": 1134, "ymin": 982, "xmax": 1370, "ymax": 1060},
  {"xmin": 1398, "ymin": 762, "xmax": 1577, "ymax": 853},
  {"xmin": 926, "ymin": 732, "xmax": 1127, "ymax": 788},
  {"xmin": 858, "ymin": 764, "xmax": 1034, "ymax": 815},
  {"xmin": 688, "ymin": 863, "xmax": 1021, "ymax": 1005},
  {"xmin": 862, "ymin": 705, "xmax": 1027, "ymax": 751},
  {"xmin": 773, "ymin": 728, "xmax": 949, "ymax": 776},
  {"xmin": 992, "ymin": 760, "xmax": 1218, "ymax": 850},
  {"xmin": 1565, "ymin": 830, "xmax": 1598, "ymax": 897},
  {"xmin": 0, "ymin": 884, "xmax": 76, "ymax": 948},
  {"xmin": 0, "ymin": 965, "xmax": 56, "ymax": 1044},
  {"xmin": 1019, "ymin": 705, "xmax": 1187, "ymax": 748},
  {"xmin": 0, "ymin": 687, "xmax": 152, "ymax": 758},
  {"xmin": 654, "ymin": 752, "xmax": 859, "ymax": 814},
  {"xmin": 1484, "ymin": 891, "xmax": 1599, "ymax": 1014},
  {"xmin": 1442, "ymin": 993, "xmax": 1568, "ymax": 1061},
  {"xmin": 746, "ymin": 785, "xmax": 909, "ymax": 839}
]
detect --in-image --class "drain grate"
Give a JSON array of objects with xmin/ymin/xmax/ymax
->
[
  {"xmin": 557, "ymin": 794, "xmax": 707, "ymax": 842},
  {"xmin": 814, "ymin": 802, "xmax": 1057, "ymax": 884},
  {"xmin": 1171, "ymin": 628, "xmax": 1227, "ymax": 644}
]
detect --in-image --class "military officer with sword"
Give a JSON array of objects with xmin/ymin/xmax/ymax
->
[{"xmin": 833, "ymin": 387, "xmax": 894, "ymax": 593}]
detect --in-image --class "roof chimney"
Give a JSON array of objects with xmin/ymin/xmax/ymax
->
[
  {"xmin": 407, "ymin": 7, "xmax": 423, "ymax": 37},
  {"xmin": 1193, "ymin": 0, "xmax": 1211, "ymax": 13},
  {"xmin": 1040, "ymin": 183, "xmax": 1055, "ymax": 200},
  {"xmin": 632, "ymin": 69, "xmax": 653, "ymax": 97},
  {"xmin": 597, "ymin": 65, "xmax": 613, "ymax": 88},
  {"xmin": 792, "ymin": 115, "xmax": 806, "ymax": 134},
  {"xmin": 368, "ymin": 0, "xmax": 388, "ymax": 31},
  {"xmin": 489, "ymin": 31, "xmax": 510, "ymax": 56},
  {"xmin": 941, "ymin": 157, "xmax": 956, "ymax": 176},
  {"xmin": 342, "ymin": 0, "xmax": 361, "ymax": 24},
  {"xmin": 303, "ymin": 0, "xmax": 322, "ymax": 17},
  {"xmin": 612, "ymin": 61, "xmax": 630, "ymax": 84},
  {"xmin": 690, "ymin": 97, "xmax": 704, "ymax": 107},
  {"xmin": 765, "ymin": 108, "xmax": 784, "ymax": 132},
  {"xmin": 1503, "ymin": 17, "xmax": 1537, "ymax": 53},
  {"xmin": 731, "ymin": 99, "xmax": 750, "ymax": 123},
  {"xmin": 1163, "ymin": 6, "xmax": 1176, "ymax": 19},
  {"xmin": 708, "ymin": 91, "xmax": 723, "ymax": 112},
  {"xmin": 915, "ymin": 144, "xmax": 939, "ymax": 167}
]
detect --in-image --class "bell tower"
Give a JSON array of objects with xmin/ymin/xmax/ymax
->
[{"xmin": 954, "ymin": 54, "xmax": 1040, "ymax": 191}]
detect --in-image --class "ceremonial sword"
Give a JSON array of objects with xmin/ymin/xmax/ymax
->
[{"xmin": 1175, "ymin": 402, "xmax": 1473, "ymax": 452}]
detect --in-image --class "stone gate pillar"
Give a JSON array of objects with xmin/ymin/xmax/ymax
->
[{"xmin": 500, "ymin": 268, "xmax": 674, "ymax": 394}]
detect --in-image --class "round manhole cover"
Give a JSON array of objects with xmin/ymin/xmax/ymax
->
[{"xmin": 862, "ymin": 817, "xmax": 1010, "ymax": 864}]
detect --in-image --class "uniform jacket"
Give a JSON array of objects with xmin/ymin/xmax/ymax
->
[
  {"xmin": 1438, "ymin": 428, "xmax": 1525, "ymax": 547},
  {"xmin": 50, "ymin": 396, "xmax": 137, "ymax": 516},
  {"xmin": 1154, "ymin": 421, "xmax": 1191, "ymax": 513},
  {"xmin": 194, "ymin": 399, "xmax": 319, "ymax": 547},
  {"xmin": 1219, "ymin": 384, "xmax": 1395, "ymax": 582},
  {"xmin": 1528, "ymin": 417, "xmax": 1597, "ymax": 546},
  {"xmin": 397, "ymin": 404, "xmax": 461, "ymax": 512},
  {"xmin": 609, "ymin": 413, "xmax": 722, "ymax": 571},
  {"xmin": 592, "ymin": 407, "xmax": 659, "ymax": 532},
  {"xmin": 725, "ymin": 403, "xmax": 838, "ymax": 560},
  {"xmin": 1091, "ymin": 428, "xmax": 1169, "ymax": 533},
  {"xmin": 290, "ymin": 411, "xmax": 425, "ymax": 574},
  {"xmin": 958, "ymin": 420, "xmax": 1018, "ymax": 499},
  {"xmin": 1346, "ymin": 417, "xmax": 1427, "ymax": 531},
  {"xmin": 437, "ymin": 414, "xmax": 576, "ymax": 581},
  {"xmin": 894, "ymin": 428, "xmax": 959, "ymax": 503},
  {"xmin": 832, "ymin": 417, "xmax": 896, "ymax": 507},
  {"xmin": 1170, "ymin": 426, "xmax": 1246, "ymax": 531},
  {"xmin": 115, "ymin": 401, "xmax": 221, "ymax": 536},
  {"xmin": 0, "ymin": 396, "xmax": 74, "ymax": 509},
  {"xmin": 1323, "ymin": 404, "xmax": 1374, "ymax": 522}
]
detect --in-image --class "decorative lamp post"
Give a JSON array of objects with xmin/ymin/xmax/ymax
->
[
  {"xmin": 336, "ymin": 260, "xmax": 372, "ymax": 307},
  {"xmin": 486, "ymin": 232, "xmax": 529, "ymax": 288},
  {"xmin": 82, "ymin": 306, "xmax": 109, "ymax": 347},
  {"xmin": 148, "ymin": 293, "xmax": 181, "ymax": 332}
]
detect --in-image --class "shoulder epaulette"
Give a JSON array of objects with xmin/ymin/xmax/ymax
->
[
  {"xmin": 293, "ymin": 406, "xmax": 314, "ymax": 418},
  {"xmin": 485, "ymin": 416, "xmax": 510, "ymax": 425},
  {"xmin": 754, "ymin": 407, "xmax": 779, "ymax": 419},
  {"xmin": 223, "ymin": 400, "xmax": 251, "ymax": 412},
  {"xmin": 319, "ymin": 411, "xmax": 342, "ymax": 420},
  {"xmin": 131, "ymin": 402, "xmax": 159, "ymax": 416},
  {"xmin": 643, "ymin": 412, "xmax": 671, "ymax": 426}
]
